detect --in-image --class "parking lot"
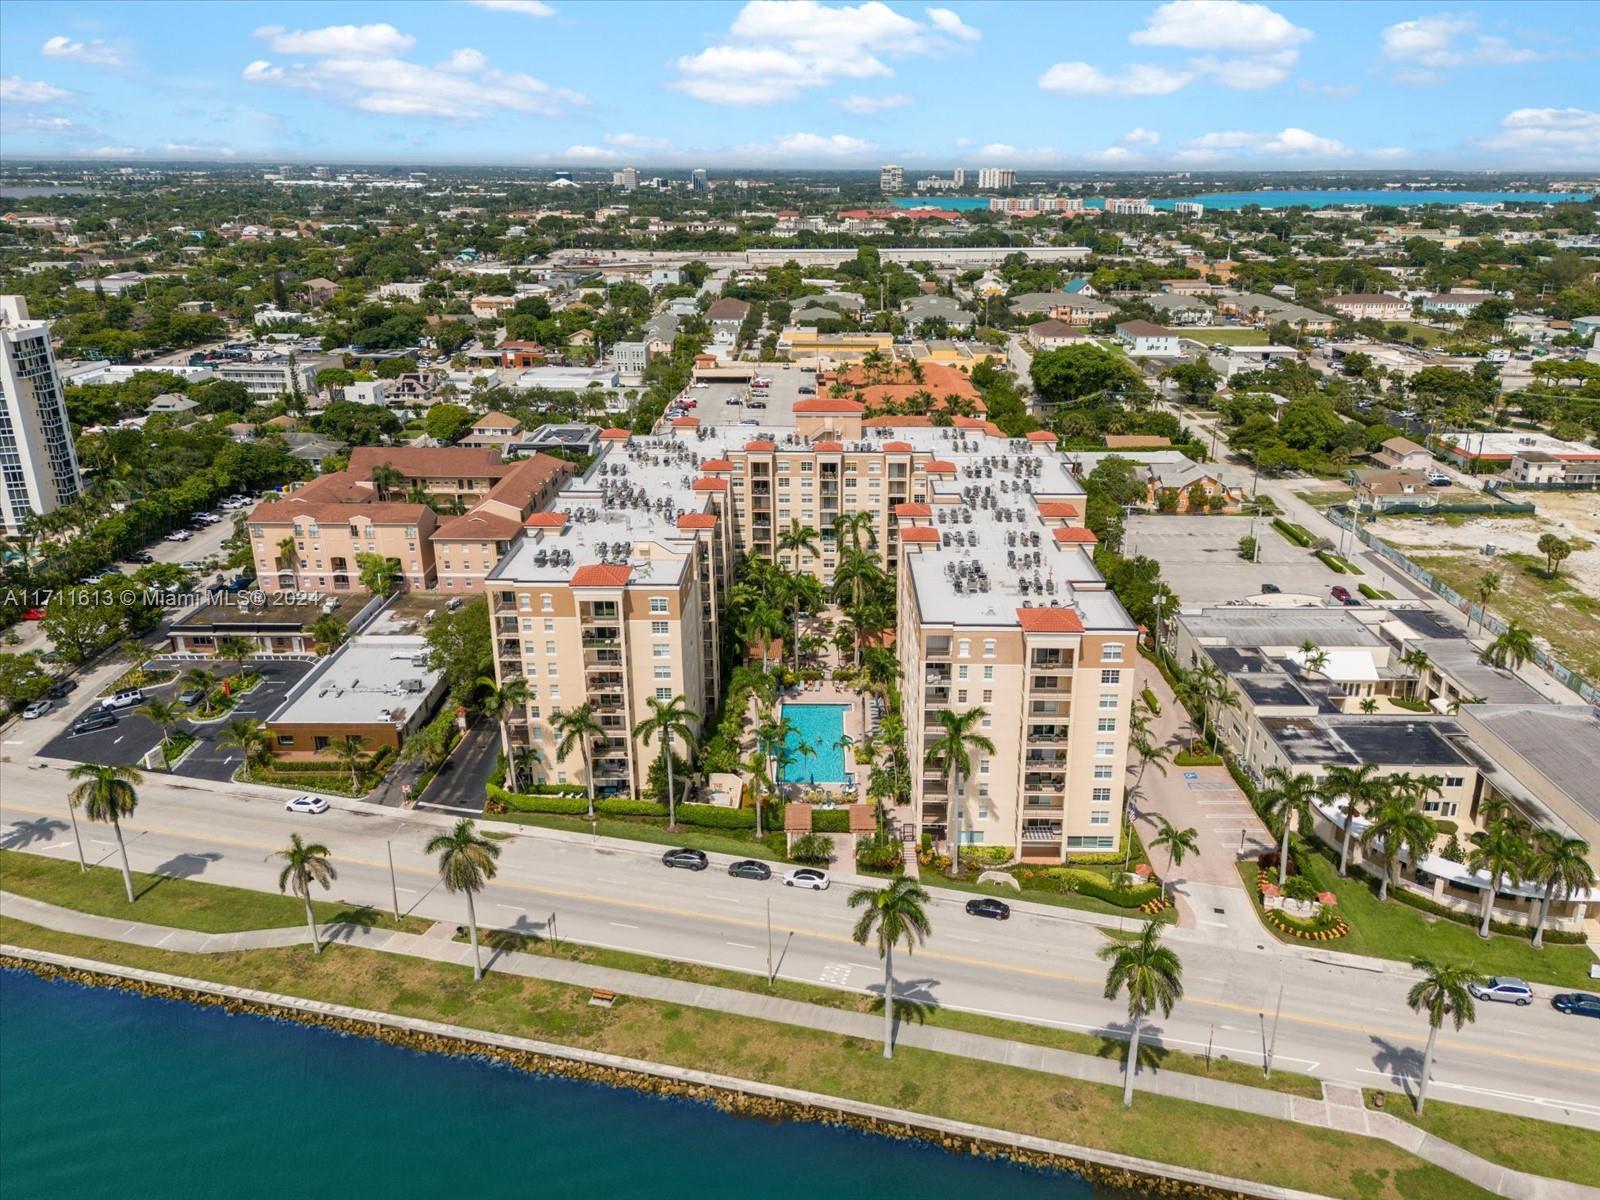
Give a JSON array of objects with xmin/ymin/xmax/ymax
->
[
  {"xmin": 39, "ymin": 660, "xmax": 313, "ymax": 781},
  {"xmin": 1126, "ymin": 514, "xmax": 1356, "ymax": 606},
  {"xmin": 677, "ymin": 365, "xmax": 816, "ymax": 428}
]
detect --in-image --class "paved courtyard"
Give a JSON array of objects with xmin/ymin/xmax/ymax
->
[{"xmin": 1126, "ymin": 514, "xmax": 1354, "ymax": 606}]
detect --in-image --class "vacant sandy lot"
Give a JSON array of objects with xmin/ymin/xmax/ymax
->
[{"xmin": 1375, "ymin": 495, "xmax": 1600, "ymax": 599}]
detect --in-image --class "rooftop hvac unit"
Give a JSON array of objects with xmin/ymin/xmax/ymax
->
[{"xmin": 401, "ymin": 678, "xmax": 425, "ymax": 694}]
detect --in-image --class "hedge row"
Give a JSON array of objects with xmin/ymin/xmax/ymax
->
[
  {"xmin": 813, "ymin": 809, "xmax": 851, "ymax": 833},
  {"xmin": 487, "ymin": 785, "xmax": 758, "ymax": 830},
  {"xmin": 1388, "ymin": 878, "xmax": 1588, "ymax": 944},
  {"xmin": 1273, "ymin": 518, "xmax": 1313, "ymax": 546},
  {"xmin": 1314, "ymin": 550, "xmax": 1349, "ymax": 575},
  {"xmin": 262, "ymin": 747, "xmax": 394, "ymax": 775},
  {"xmin": 1357, "ymin": 583, "xmax": 1396, "ymax": 600}
]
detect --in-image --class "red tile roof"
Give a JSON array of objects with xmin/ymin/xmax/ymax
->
[
  {"xmin": 677, "ymin": 513, "xmax": 719, "ymax": 530},
  {"xmin": 812, "ymin": 441, "xmax": 844, "ymax": 452},
  {"xmin": 882, "ymin": 440, "xmax": 914, "ymax": 452},
  {"xmin": 899, "ymin": 527, "xmax": 941, "ymax": 543},
  {"xmin": 1052, "ymin": 527, "xmax": 1099, "ymax": 544},
  {"xmin": 349, "ymin": 445, "xmax": 509, "ymax": 481},
  {"xmin": 744, "ymin": 439, "xmax": 777, "ymax": 452},
  {"xmin": 524, "ymin": 512, "xmax": 569, "ymax": 527},
  {"xmin": 692, "ymin": 476, "xmax": 729, "ymax": 491},
  {"xmin": 924, "ymin": 460, "xmax": 957, "ymax": 474},
  {"xmin": 600, "ymin": 428, "xmax": 632, "ymax": 441},
  {"xmin": 570, "ymin": 564, "xmax": 632, "ymax": 587},
  {"xmin": 700, "ymin": 458, "xmax": 734, "ymax": 472},
  {"xmin": 1036, "ymin": 501, "xmax": 1081, "ymax": 518},
  {"xmin": 1027, "ymin": 431, "xmax": 1058, "ymax": 444},
  {"xmin": 793, "ymin": 397, "xmax": 864, "ymax": 414},
  {"xmin": 431, "ymin": 510, "xmax": 523, "ymax": 541},
  {"xmin": 894, "ymin": 502, "xmax": 931, "ymax": 518},
  {"xmin": 670, "ymin": 416, "xmax": 700, "ymax": 428},
  {"xmin": 1015, "ymin": 607, "xmax": 1085, "ymax": 633}
]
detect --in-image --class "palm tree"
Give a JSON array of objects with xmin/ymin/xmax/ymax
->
[
  {"xmin": 328, "ymin": 735, "xmax": 367, "ymax": 791},
  {"xmin": 220, "ymin": 717, "xmax": 273, "ymax": 775},
  {"xmin": 1131, "ymin": 732, "xmax": 1170, "ymax": 784},
  {"xmin": 179, "ymin": 666, "xmax": 215, "ymax": 712},
  {"xmin": 1361, "ymin": 793, "xmax": 1438, "ymax": 902},
  {"xmin": 1400, "ymin": 648, "xmax": 1432, "ymax": 699},
  {"xmin": 308, "ymin": 613, "xmax": 347, "ymax": 656},
  {"xmin": 216, "ymin": 634, "xmax": 256, "ymax": 683},
  {"xmin": 1098, "ymin": 922, "xmax": 1184, "ymax": 1108},
  {"xmin": 1527, "ymin": 831, "xmax": 1595, "ymax": 949},
  {"xmin": 1405, "ymin": 960, "xmax": 1483, "ymax": 1114},
  {"xmin": 477, "ymin": 675, "xmax": 531, "ymax": 793},
  {"xmin": 784, "ymin": 571, "xmax": 826, "ymax": 672},
  {"xmin": 552, "ymin": 702, "xmax": 604, "ymax": 819},
  {"xmin": 370, "ymin": 462, "xmax": 405, "ymax": 500},
  {"xmin": 136, "ymin": 697, "xmax": 186, "ymax": 769},
  {"xmin": 633, "ymin": 694, "xmax": 698, "ymax": 827},
  {"xmin": 848, "ymin": 874, "xmax": 933, "ymax": 1059},
  {"xmin": 1149, "ymin": 817, "xmax": 1199, "ymax": 901},
  {"xmin": 1359, "ymin": 697, "xmax": 1379, "ymax": 714},
  {"xmin": 1483, "ymin": 621, "xmax": 1536, "ymax": 670},
  {"xmin": 924, "ymin": 707, "xmax": 995, "ymax": 876},
  {"xmin": 1321, "ymin": 763, "xmax": 1387, "ymax": 876},
  {"xmin": 275, "ymin": 535, "xmax": 299, "ymax": 584},
  {"xmin": 740, "ymin": 601, "xmax": 784, "ymax": 673},
  {"xmin": 776, "ymin": 518, "xmax": 819, "ymax": 573},
  {"xmin": 270, "ymin": 833, "xmax": 337, "ymax": 954},
  {"xmin": 1473, "ymin": 571, "xmax": 1500, "ymax": 634},
  {"xmin": 1260, "ymin": 766, "xmax": 1319, "ymax": 886},
  {"xmin": 832, "ymin": 510, "xmax": 877, "ymax": 556},
  {"xmin": 425, "ymin": 819, "xmax": 501, "ymax": 981},
  {"xmin": 1466, "ymin": 816, "xmax": 1528, "ymax": 938},
  {"xmin": 67, "ymin": 763, "xmax": 143, "ymax": 903}
]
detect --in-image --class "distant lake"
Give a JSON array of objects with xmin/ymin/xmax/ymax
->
[{"xmin": 891, "ymin": 190, "xmax": 1590, "ymax": 214}]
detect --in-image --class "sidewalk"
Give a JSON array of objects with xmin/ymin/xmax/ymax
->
[{"xmin": 0, "ymin": 891, "xmax": 1583, "ymax": 1200}]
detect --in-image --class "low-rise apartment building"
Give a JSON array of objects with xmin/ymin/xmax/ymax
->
[
  {"xmin": 1115, "ymin": 320, "xmax": 1179, "ymax": 357},
  {"xmin": 1326, "ymin": 293, "xmax": 1410, "ymax": 322},
  {"xmin": 459, "ymin": 411, "xmax": 524, "ymax": 450},
  {"xmin": 215, "ymin": 357, "xmax": 317, "ymax": 398}
]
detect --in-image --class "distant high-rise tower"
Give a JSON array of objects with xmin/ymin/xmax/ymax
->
[
  {"xmin": 952, "ymin": 167, "xmax": 965, "ymax": 189},
  {"xmin": 691, "ymin": 168, "xmax": 708, "ymax": 191},
  {"xmin": 879, "ymin": 163, "xmax": 904, "ymax": 193},
  {"xmin": 0, "ymin": 295, "xmax": 81, "ymax": 534},
  {"xmin": 977, "ymin": 167, "xmax": 1016, "ymax": 190},
  {"xmin": 620, "ymin": 167, "xmax": 639, "ymax": 192}
]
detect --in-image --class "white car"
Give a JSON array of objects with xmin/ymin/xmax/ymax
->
[
  {"xmin": 783, "ymin": 867, "xmax": 831, "ymax": 891},
  {"xmin": 284, "ymin": 794, "xmax": 330, "ymax": 815},
  {"xmin": 21, "ymin": 699, "xmax": 52, "ymax": 720},
  {"xmin": 165, "ymin": 529, "xmax": 192, "ymax": 542}
]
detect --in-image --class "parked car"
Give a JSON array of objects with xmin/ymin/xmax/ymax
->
[
  {"xmin": 100, "ymin": 688, "xmax": 145, "ymax": 711},
  {"xmin": 783, "ymin": 867, "xmax": 830, "ymax": 891},
  {"xmin": 1425, "ymin": 471, "xmax": 1451, "ymax": 486},
  {"xmin": 797, "ymin": 386, "xmax": 815, "ymax": 395},
  {"xmin": 44, "ymin": 679, "xmax": 77, "ymax": 700},
  {"xmin": 128, "ymin": 552, "xmax": 155, "ymax": 564},
  {"xmin": 70, "ymin": 712, "xmax": 117, "ymax": 735},
  {"xmin": 1260, "ymin": 583, "xmax": 1281, "ymax": 594},
  {"xmin": 661, "ymin": 847, "xmax": 709, "ymax": 871},
  {"xmin": 1330, "ymin": 585, "xmax": 1352, "ymax": 604},
  {"xmin": 1552, "ymin": 992, "xmax": 1600, "ymax": 1018},
  {"xmin": 21, "ymin": 606, "xmax": 45, "ymax": 621},
  {"xmin": 21, "ymin": 699, "xmax": 52, "ymax": 720},
  {"xmin": 727, "ymin": 859, "xmax": 772, "ymax": 881},
  {"xmin": 178, "ymin": 688, "xmax": 206, "ymax": 706},
  {"xmin": 1468, "ymin": 977, "xmax": 1533, "ymax": 1006},
  {"xmin": 964, "ymin": 897, "xmax": 1011, "ymax": 920},
  {"xmin": 284, "ymin": 794, "xmax": 330, "ymax": 815},
  {"xmin": 166, "ymin": 529, "xmax": 192, "ymax": 542}
]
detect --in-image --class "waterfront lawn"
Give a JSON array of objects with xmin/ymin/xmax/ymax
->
[
  {"xmin": 1365, "ymin": 1091, "xmax": 1600, "ymax": 1188},
  {"xmin": 0, "ymin": 850, "xmax": 427, "ymax": 935},
  {"xmin": 1238, "ymin": 861, "xmax": 1595, "ymax": 989},
  {"xmin": 1188, "ymin": 327, "xmax": 1270, "ymax": 346},
  {"xmin": 917, "ymin": 871, "xmax": 1177, "ymax": 925},
  {"xmin": 484, "ymin": 810, "xmax": 788, "ymax": 861},
  {"xmin": 0, "ymin": 916, "xmax": 1494, "ymax": 1200}
]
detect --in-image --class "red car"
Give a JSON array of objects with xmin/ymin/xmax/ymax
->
[{"xmin": 22, "ymin": 607, "xmax": 46, "ymax": 621}]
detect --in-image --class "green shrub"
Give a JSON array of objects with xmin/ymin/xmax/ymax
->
[
  {"xmin": 1314, "ymin": 550, "xmax": 1347, "ymax": 574},
  {"xmin": 962, "ymin": 845, "xmax": 1014, "ymax": 867},
  {"xmin": 1272, "ymin": 518, "xmax": 1312, "ymax": 546},
  {"xmin": 812, "ymin": 809, "xmax": 851, "ymax": 833},
  {"xmin": 1140, "ymin": 687, "xmax": 1160, "ymax": 715},
  {"xmin": 789, "ymin": 832, "xmax": 834, "ymax": 863},
  {"xmin": 856, "ymin": 834, "xmax": 902, "ymax": 871},
  {"xmin": 598, "ymin": 798, "xmax": 667, "ymax": 817},
  {"xmin": 677, "ymin": 802, "xmax": 756, "ymax": 830},
  {"xmin": 1174, "ymin": 748, "xmax": 1222, "ymax": 766}
]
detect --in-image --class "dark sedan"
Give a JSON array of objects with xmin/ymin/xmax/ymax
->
[
  {"xmin": 1552, "ymin": 992, "xmax": 1600, "ymax": 1018},
  {"xmin": 661, "ymin": 848, "xmax": 709, "ymax": 872},
  {"xmin": 964, "ymin": 897, "xmax": 1011, "ymax": 920},
  {"xmin": 727, "ymin": 859, "xmax": 772, "ymax": 881}
]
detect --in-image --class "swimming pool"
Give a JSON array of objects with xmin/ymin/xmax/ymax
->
[{"xmin": 778, "ymin": 704, "xmax": 850, "ymax": 784}]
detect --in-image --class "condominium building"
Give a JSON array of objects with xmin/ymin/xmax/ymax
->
[
  {"xmin": 879, "ymin": 164, "xmax": 904, "ymax": 193},
  {"xmin": 976, "ymin": 167, "xmax": 1016, "ymax": 190},
  {"xmin": 215, "ymin": 356, "xmax": 317, "ymax": 398},
  {"xmin": 0, "ymin": 294, "xmax": 81, "ymax": 533}
]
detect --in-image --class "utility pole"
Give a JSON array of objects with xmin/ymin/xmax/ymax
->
[
  {"xmin": 766, "ymin": 898, "xmax": 774, "ymax": 988},
  {"xmin": 386, "ymin": 840, "xmax": 400, "ymax": 925},
  {"xmin": 1265, "ymin": 980, "xmax": 1285, "ymax": 1078}
]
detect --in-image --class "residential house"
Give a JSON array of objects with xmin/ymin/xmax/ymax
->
[
  {"xmin": 1372, "ymin": 436, "xmax": 1434, "ymax": 472},
  {"xmin": 470, "ymin": 294, "xmax": 518, "ymax": 321},
  {"xmin": 298, "ymin": 277, "xmax": 338, "ymax": 305},
  {"xmin": 706, "ymin": 298, "xmax": 751, "ymax": 345},
  {"xmin": 1508, "ymin": 451, "xmax": 1572, "ymax": 485},
  {"xmin": 146, "ymin": 393, "xmax": 199, "ymax": 417},
  {"xmin": 460, "ymin": 411, "xmax": 524, "ymax": 450},
  {"xmin": 1422, "ymin": 293, "xmax": 1497, "ymax": 317},
  {"xmin": 1027, "ymin": 319, "xmax": 1090, "ymax": 350},
  {"xmin": 497, "ymin": 341, "xmax": 548, "ymax": 368},
  {"xmin": 1114, "ymin": 320, "xmax": 1179, "ymax": 357},
  {"xmin": 1144, "ymin": 293, "xmax": 1213, "ymax": 326},
  {"xmin": 1352, "ymin": 469, "xmax": 1438, "ymax": 512}
]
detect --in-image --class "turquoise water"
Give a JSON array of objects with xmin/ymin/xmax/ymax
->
[
  {"xmin": 779, "ymin": 703, "xmax": 849, "ymax": 783},
  {"xmin": 891, "ymin": 196, "xmax": 991, "ymax": 210},
  {"xmin": 0, "ymin": 969, "xmax": 1093, "ymax": 1200},
  {"xmin": 892, "ymin": 190, "xmax": 1589, "ymax": 213}
]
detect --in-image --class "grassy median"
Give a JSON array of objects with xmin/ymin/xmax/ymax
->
[
  {"xmin": 0, "ymin": 914, "xmax": 1494, "ymax": 1200},
  {"xmin": 1365, "ymin": 1091, "xmax": 1600, "ymax": 1188}
]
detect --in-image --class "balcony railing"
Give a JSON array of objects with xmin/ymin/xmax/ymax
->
[
  {"xmin": 925, "ymin": 685, "xmax": 950, "ymax": 706},
  {"xmin": 1030, "ymin": 676, "xmax": 1071, "ymax": 693},
  {"xmin": 1021, "ymin": 822, "xmax": 1063, "ymax": 844},
  {"xmin": 584, "ymin": 649, "xmax": 623, "ymax": 667}
]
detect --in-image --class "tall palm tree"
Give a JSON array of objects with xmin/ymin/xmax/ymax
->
[
  {"xmin": 1405, "ymin": 960, "xmax": 1482, "ymax": 1114},
  {"xmin": 832, "ymin": 509, "xmax": 877, "ymax": 556},
  {"xmin": 1400, "ymin": 648, "xmax": 1432, "ymax": 699},
  {"xmin": 1149, "ymin": 818, "xmax": 1199, "ymax": 902},
  {"xmin": 1098, "ymin": 922, "xmax": 1184, "ymax": 1108},
  {"xmin": 220, "ymin": 717, "xmax": 273, "ymax": 775},
  {"xmin": 633, "ymin": 694, "xmax": 698, "ymax": 827},
  {"xmin": 1483, "ymin": 621, "xmax": 1536, "ymax": 671},
  {"xmin": 784, "ymin": 571, "xmax": 826, "ymax": 672},
  {"xmin": 848, "ymin": 874, "xmax": 933, "ymax": 1059},
  {"xmin": 477, "ymin": 674, "xmax": 531, "ymax": 793},
  {"xmin": 136, "ymin": 697, "xmax": 186, "ymax": 769},
  {"xmin": 1527, "ymin": 831, "xmax": 1595, "ymax": 949},
  {"xmin": 275, "ymin": 536, "xmax": 299, "ymax": 585},
  {"xmin": 328, "ymin": 736, "xmax": 367, "ymax": 791},
  {"xmin": 924, "ymin": 707, "xmax": 995, "ymax": 876},
  {"xmin": 1473, "ymin": 571, "xmax": 1500, "ymax": 634},
  {"xmin": 370, "ymin": 462, "xmax": 405, "ymax": 500},
  {"xmin": 776, "ymin": 518, "xmax": 819, "ymax": 573},
  {"xmin": 740, "ymin": 600, "xmax": 784, "ymax": 673},
  {"xmin": 1361, "ymin": 794, "xmax": 1439, "ymax": 902},
  {"xmin": 1321, "ymin": 763, "xmax": 1388, "ymax": 876},
  {"xmin": 1466, "ymin": 816, "xmax": 1528, "ymax": 938},
  {"xmin": 67, "ymin": 763, "xmax": 143, "ymax": 904},
  {"xmin": 178, "ymin": 666, "xmax": 215, "ymax": 712},
  {"xmin": 552, "ymin": 702, "xmax": 604, "ymax": 819},
  {"xmin": 270, "ymin": 833, "xmax": 337, "ymax": 954},
  {"xmin": 216, "ymin": 634, "xmax": 256, "ymax": 683},
  {"xmin": 1260, "ymin": 766, "xmax": 1319, "ymax": 886},
  {"xmin": 425, "ymin": 819, "xmax": 501, "ymax": 981}
]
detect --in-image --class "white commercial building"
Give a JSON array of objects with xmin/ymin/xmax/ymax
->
[
  {"xmin": 977, "ymin": 167, "xmax": 1016, "ymax": 190},
  {"xmin": 216, "ymin": 358, "xmax": 318, "ymax": 398},
  {"xmin": 0, "ymin": 295, "xmax": 83, "ymax": 533},
  {"xmin": 879, "ymin": 164, "xmax": 904, "ymax": 193}
]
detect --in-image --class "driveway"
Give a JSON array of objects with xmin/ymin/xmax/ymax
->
[{"xmin": 411, "ymin": 720, "xmax": 497, "ymax": 814}]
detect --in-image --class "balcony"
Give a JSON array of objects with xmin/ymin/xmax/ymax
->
[
  {"xmin": 1029, "ymin": 700, "xmax": 1068, "ymax": 718},
  {"xmin": 496, "ymin": 616, "xmax": 520, "ymax": 633},
  {"xmin": 925, "ymin": 638, "xmax": 952, "ymax": 659},
  {"xmin": 1021, "ymin": 821, "xmax": 1063, "ymax": 844},
  {"xmin": 497, "ymin": 639, "xmax": 521, "ymax": 658},
  {"xmin": 585, "ymin": 648, "xmax": 624, "ymax": 668},
  {"xmin": 925, "ymin": 664, "xmax": 952, "ymax": 685},
  {"xmin": 924, "ymin": 685, "xmax": 951, "ymax": 706},
  {"xmin": 1024, "ymin": 773, "xmax": 1065, "ymax": 792},
  {"xmin": 580, "ymin": 602, "xmax": 618, "ymax": 623},
  {"xmin": 1023, "ymin": 799, "xmax": 1065, "ymax": 814},
  {"xmin": 1030, "ymin": 675, "xmax": 1071, "ymax": 694},
  {"xmin": 581, "ymin": 631, "xmax": 620, "ymax": 648},
  {"xmin": 1028, "ymin": 725, "xmax": 1068, "ymax": 743},
  {"xmin": 921, "ymin": 776, "xmax": 949, "ymax": 797}
]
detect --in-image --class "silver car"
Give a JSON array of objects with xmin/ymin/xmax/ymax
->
[{"xmin": 1468, "ymin": 977, "xmax": 1533, "ymax": 1006}]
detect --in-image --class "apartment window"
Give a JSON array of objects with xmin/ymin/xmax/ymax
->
[
  {"xmin": 651, "ymin": 621, "xmax": 669, "ymax": 635},
  {"xmin": 1068, "ymin": 836, "xmax": 1114, "ymax": 850},
  {"xmin": 650, "ymin": 597, "xmax": 668, "ymax": 614},
  {"xmin": 541, "ymin": 593, "xmax": 553, "ymax": 612},
  {"xmin": 957, "ymin": 665, "xmax": 968, "ymax": 681},
  {"xmin": 527, "ymin": 686, "xmax": 539, "ymax": 700},
  {"xmin": 1099, "ymin": 693, "xmax": 1118, "ymax": 710},
  {"xmin": 1444, "ymin": 775, "xmax": 1464, "ymax": 788},
  {"xmin": 1095, "ymin": 740, "xmax": 1114, "ymax": 757},
  {"xmin": 982, "ymin": 639, "xmax": 996, "ymax": 658},
  {"xmin": 979, "ymin": 758, "xmax": 990, "ymax": 775},
  {"xmin": 983, "ymin": 665, "xmax": 994, "ymax": 681},
  {"xmin": 957, "ymin": 830, "xmax": 986, "ymax": 846},
  {"xmin": 653, "ymin": 667, "xmax": 672, "ymax": 680},
  {"xmin": 518, "ymin": 594, "xmax": 531, "ymax": 610},
  {"xmin": 1102, "ymin": 642, "xmax": 1124, "ymax": 663},
  {"xmin": 976, "ymin": 804, "xmax": 989, "ymax": 820},
  {"xmin": 545, "ymin": 641, "xmax": 556, "ymax": 656},
  {"xmin": 1097, "ymin": 717, "xmax": 1117, "ymax": 733},
  {"xmin": 547, "ymin": 664, "xmax": 558, "ymax": 677},
  {"xmin": 543, "ymin": 619, "xmax": 555, "ymax": 632},
  {"xmin": 653, "ymin": 643, "xmax": 670, "ymax": 658},
  {"xmin": 1090, "ymin": 809, "xmax": 1111, "ymax": 825},
  {"xmin": 957, "ymin": 689, "xmax": 967, "ymax": 704},
  {"xmin": 1093, "ymin": 765, "xmax": 1114, "ymax": 780},
  {"xmin": 1100, "ymin": 669, "xmax": 1121, "ymax": 685},
  {"xmin": 655, "ymin": 687, "xmax": 672, "ymax": 701},
  {"xmin": 1092, "ymin": 787, "xmax": 1112, "ymax": 804},
  {"xmin": 958, "ymin": 639, "xmax": 970, "ymax": 658},
  {"xmin": 549, "ymin": 686, "xmax": 560, "ymax": 701},
  {"xmin": 527, "ymin": 706, "xmax": 541, "ymax": 719},
  {"xmin": 982, "ymin": 689, "xmax": 993, "ymax": 704}
]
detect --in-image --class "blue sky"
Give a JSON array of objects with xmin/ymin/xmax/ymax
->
[{"xmin": 1, "ymin": 0, "xmax": 1596, "ymax": 169}]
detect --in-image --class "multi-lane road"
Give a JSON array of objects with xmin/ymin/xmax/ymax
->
[{"xmin": 1, "ymin": 762, "xmax": 1595, "ymax": 1130}]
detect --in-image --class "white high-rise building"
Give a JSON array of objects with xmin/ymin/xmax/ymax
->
[
  {"xmin": 0, "ymin": 295, "xmax": 81, "ymax": 534},
  {"xmin": 952, "ymin": 167, "xmax": 965, "ymax": 188},
  {"xmin": 620, "ymin": 167, "xmax": 639, "ymax": 192},
  {"xmin": 977, "ymin": 167, "xmax": 1016, "ymax": 190},
  {"xmin": 879, "ymin": 163, "xmax": 904, "ymax": 193}
]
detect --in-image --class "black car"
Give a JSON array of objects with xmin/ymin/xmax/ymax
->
[
  {"xmin": 1552, "ymin": 992, "xmax": 1600, "ymax": 1018},
  {"xmin": 965, "ymin": 897, "xmax": 1011, "ymax": 920},
  {"xmin": 727, "ymin": 859, "xmax": 772, "ymax": 881},
  {"xmin": 70, "ymin": 712, "xmax": 117, "ymax": 735},
  {"xmin": 128, "ymin": 552, "xmax": 155, "ymax": 564},
  {"xmin": 1261, "ymin": 583, "xmax": 1281, "ymax": 594},
  {"xmin": 45, "ymin": 679, "xmax": 78, "ymax": 700},
  {"xmin": 661, "ymin": 848, "xmax": 709, "ymax": 871}
]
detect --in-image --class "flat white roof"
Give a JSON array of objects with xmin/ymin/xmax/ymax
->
[{"xmin": 268, "ymin": 635, "xmax": 442, "ymax": 728}]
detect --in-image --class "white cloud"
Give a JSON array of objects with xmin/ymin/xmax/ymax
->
[
  {"xmin": 1380, "ymin": 15, "xmax": 1543, "ymax": 82},
  {"xmin": 560, "ymin": 144, "xmax": 625, "ymax": 162},
  {"xmin": 1084, "ymin": 146, "xmax": 1137, "ymax": 164},
  {"xmin": 161, "ymin": 142, "xmax": 239, "ymax": 158},
  {"xmin": 243, "ymin": 29, "xmax": 587, "ymax": 120},
  {"xmin": 469, "ymin": 0, "xmax": 556, "ymax": 15},
  {"xmin": 1185, "ymin": 126, "xmax": 1350, "ymax": 158},
  {"xmin": 603, "ymin": 132, "xmax": 672, "ymax": 150},
  {"xmin": 40, "ymin": 36, "xmax": 123, "ymax": 66},
  {"xmin": 978, "ymin": 142, "xmax": 1059, "ymax": 163},
  {"xmin": 82, "ymin": 146, "xmax": 140, "ymax": 158},
  {"xmin": 1479, "ymin": 108, "xmax": 1600, "ymax": 160},
  {"xmin": 0, "ymin": 75, "xmax": 75, "ymax": 103},
  {"xmin": 764, "ymin": 131, "xmax": 877, "ymax": 157},
  {"xmin": 953, "ymin": 136, "xmax": 972, "ymax": 147},
  {"xmin": 1191, "ymin": 49, "xmax": 1297, "ymax": 88},
  {"xmin": 1123, "ymin": 127, "xmax": 1161, "ymax": 145},
  {"xmin": 925, "ymin": 7, "xmax": 980, "ymax": 42},
  {"xmin": 256, "ymin": 23, "xmax": 416, "ymax": 57},
  {"xmin": 672, "ymin": 1, "xmax": 982, "ymax": 106},
  {"xmin": 1038, "ymin": 61, "xmax": 1192, "ymax": 95},
  {"xmin": 1130, "ymin": 1, "xmax": 1310, "ymax": 52},
  {"xmin": 835, "ymin": 92, "xmax": 915, "ymax": 114}
]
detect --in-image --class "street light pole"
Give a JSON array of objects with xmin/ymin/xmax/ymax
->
[
  {"xmin": 1265, "ymin": 980, "xmax": 1285, "ymax": 1078},
  {"xmin": 766, "ymin": 898, "xmax": 774, "ymax": 988},
  {"xmin": 386, "ymin": 840, "xmax": 400, "ymax": 925}
]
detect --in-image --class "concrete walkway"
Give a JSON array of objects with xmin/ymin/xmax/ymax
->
[{"xmin": 1, "ymin": 891, "xmax": 1584, "ymax": 1200}]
